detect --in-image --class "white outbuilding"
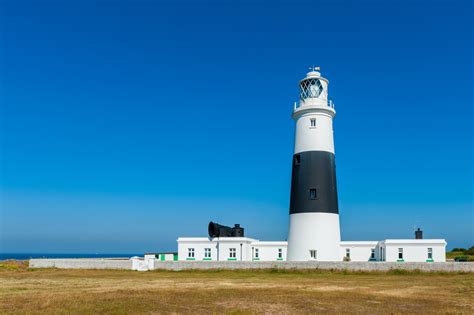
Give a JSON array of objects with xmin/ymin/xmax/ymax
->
[
  {"xmin": 177, "ymin": 237, "xmax": 287, "ymax": 262},
  {"xmin": 340, "ymin": 239, "xmax": 446, "ymax": 262},
  {"xmin": 177, "ymin": 236, "xmax": 446, "ymax": 262}
]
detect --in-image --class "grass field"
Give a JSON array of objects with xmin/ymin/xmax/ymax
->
[{"xmin": 1, "ymin": 261, "xmax": 473, "ymax": 314}]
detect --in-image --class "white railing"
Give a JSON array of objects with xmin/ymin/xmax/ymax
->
[{"xmin": 293, "ymin": 99, "xmax": 335, "ymax": 110}]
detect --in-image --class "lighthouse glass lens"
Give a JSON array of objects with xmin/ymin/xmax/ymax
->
[{"xmin": 300, "ymin": 78, "xmax": 323, "ymax": 99}]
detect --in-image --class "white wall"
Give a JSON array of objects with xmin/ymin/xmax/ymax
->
[
  {"xmin": 340, "ymin": 242, "xmax": 378, "ymax": 261},
  {"xmin": 252, "ymin": 242, "xmax": 287, "ymax": 261},
  {"xmin": 287, "ymin": 213, "xmax": 341, "ymax": 261},
  {"xmin": 339, "ymin": 240, "xmax": 447, "ymax": 262},
  {"xmin": 177, "ymin": 238, "xmax": 218, "ymax": 261},
  {"xmin": 217, "ymin": 239, "xmax": 251, "ymax": 261},
  {"xmin": 383, "ymin": 240, "xmax": 446, "ymax": 262},
  {"xmin": 177, "ymin": 237, "xmax": 446, "ymax": 263},
  {"xmin": 177, "ymin": 238, "xmax": 288, "ymax": 262},
  {"xmin": 178, "ymin": 237, "xmax": 255, "ymax": 261},
  {"xmin": 162, "ymin": 253, "xmax": 175, "ymax": 261},
  {"xmin": 293, "ymin": 112, "xmax": 335, "ymax": 154},
  {"xmin": 145, "ymin": 253, "xmax": 176, "ymax": 261}
]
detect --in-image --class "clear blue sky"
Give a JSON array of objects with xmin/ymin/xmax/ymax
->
[{"xmin": 1, "ymin": 0, "xmax": 472, "ymax": 253}]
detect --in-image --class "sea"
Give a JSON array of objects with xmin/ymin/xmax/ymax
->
[{"xmin": 0, "ymin": 253, "xmax": 141, "ymax": 260}]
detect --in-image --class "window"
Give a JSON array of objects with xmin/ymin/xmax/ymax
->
[
  {"xmin": 310, "ymin": 250, "xmax": 317, "ymax": 260},
  {"xmin": 278, "ymin": 248, "xmax": 283, "ymax": 259},
  {"xmin": 346, "ymin": 248, "xmax": 351, "ymax": 258},
  {"xmin": 370, "ymin": 248, "xmax": 375, "ymax": 259},
  {"xmin": 188, "ymin": 248, "xmax": 195, "ymax": 258},
  {"xmin": 309, "ymin": 188, "xmax": 317, "ymax": 199},
  {"xmin": 310, "ymin": 118, "xmax": 316, "ymax": 127},
  {"xmin": 300, "ymin": 78, "xmax": 323, "ymax": 99},
  {"xmin": 294, "ymin": 154, "xmax": 301, "ymax": 166},
  {"xmin": 204, "ymin": 248, "xmax": 211, "ymax": 258},
  {"xmin": 254, "ymin": 248, "xmax": 259, "ymax": 259},
  {"xmin": 398, "ymin": 248, "xmax": 403, "ymax": 259},
  {"xmin": 428, "ymin": 248, "xmax": 433, "ymax": 259},
  {"xmin": 229, "ymin": 248, "xmax": 236, "ymax": 258}
]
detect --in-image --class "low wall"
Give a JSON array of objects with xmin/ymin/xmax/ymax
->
[
  {"xmin": 29, "ymin": 258, "xmax": 132, "ymax": 270},
  {"xmin": 28, "ymin": 259, "xmax": 473, "ymax": 272},
  {"xmin": 153, "ymin": 261, "xmax": 474, "ymax": 272}
]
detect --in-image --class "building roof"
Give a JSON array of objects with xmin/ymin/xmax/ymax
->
[
  {"xmin": 144, "ymin": 252, "xmax": 177, "ymax": 255},
  {"xmin": 383, "ymin": 239, "xmax": 447, "ymax": 245},
  {"xmin": 252, "ymin": 241, "xmax": 288, "ymax": 246},
  {"xmin": 177, "ymin": 237, "xmax": 257, "ymax": 243},
  {"xmin": 340, "ymin": 241, "xmax": 378, "ymax": 246},
  {"xmin": 176, "ymin": 237, "xmax": 447, "ymax": 246}
]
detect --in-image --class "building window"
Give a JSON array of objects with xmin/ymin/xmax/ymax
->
[
  {"xmin": 345, "ymin": 248, "xmax": 351, "ymax": 258},
  {"xmin": 188, "ymin": 248, "xmax": 195, "ymax": 258},
  {"xmin": 398, "ymin": 248, "xmax": 403, "ymax": 259},
  {"xmin": 204, "ymin": 248, "xmax": 211, "ymax": 258},
  {"xmin": 254, "ymin": 248, "xmax": 259, "ymax": 259},
  {"xmin": 294, "ymin": 154, "xmax": 301, "ymax": 166},
  {"xmin": 309, "ymin": 188, "xmax": 317, "ymax": 199},
  {"xmin": 371, "ymin": 248, "xmax": 375, "ymax": 259},
  {"xmin": 310, "ymin": 118, "xmax": 316, "ymax": 127},
  {"xmin": 428, "ymin": 248, "xmax": 433, "ymax": 259},
  {"xmin": 278, "ymin": 248, "xmax": 283, "ymax": 259},
  {"xmin": 229, "ymin": 248, "xmax": 236, "ymax": 258},
  {"xmin": 310, "ymin": 250, "xmax": 317, "ymax": 260}
]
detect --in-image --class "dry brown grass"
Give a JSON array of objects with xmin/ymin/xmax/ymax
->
[{"xmin": 0, "ymin": 260, "xmax": 473, "ymax": 314}]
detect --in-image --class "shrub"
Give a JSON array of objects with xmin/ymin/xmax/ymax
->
[
  {"xmin": 464, "ymin": 247, "xmax": 474, "ymax": 255},
  {"xmin": 454, "ymin": 256, "xmax": 469, "ymax": 262}
]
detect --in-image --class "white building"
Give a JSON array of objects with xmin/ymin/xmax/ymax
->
[
  {"xmin": 177, "ymin": 237, "xmax": 446, "ymax": 262},
  {"xmin": 144, "ymin": 252, "xmax": 177, "ymax": 261},
  {"xmin": 340, "ymin": 240, "xmax": 446, "ymax": 262},
  {"xmin": 177, "ymin": 237, "xmax": 287, "ymax": 262}
]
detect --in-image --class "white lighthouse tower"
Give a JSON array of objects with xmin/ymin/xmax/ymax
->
[{"xmin": 286, "ymin": 67, "xmax": 341, "ymax": 261}]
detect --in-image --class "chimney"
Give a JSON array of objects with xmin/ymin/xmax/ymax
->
[{"xmin": 415, "ymin": 228, "xmax": 423, "ymax": 239}]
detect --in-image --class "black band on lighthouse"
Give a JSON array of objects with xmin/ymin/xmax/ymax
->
[{"xmin": 289, "ymin": 151, "xmax": 339, "ymax": 214}]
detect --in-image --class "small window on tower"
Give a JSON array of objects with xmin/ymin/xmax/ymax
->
[
  {"xmin": 294, "ymin": 154, "xmax": 301, "ymax": 166},
  {"xmin": 309, "ymin": 188, "xmax": 317, "ymax": 199},
  {"xmin": 310, "ymin": 118, "xmax": 316, "ymax": 127}
]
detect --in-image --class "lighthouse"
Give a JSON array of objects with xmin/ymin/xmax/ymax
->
[{"xmin": 286, "ymin": 67, "xmax": 341, "ymax": 261}]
